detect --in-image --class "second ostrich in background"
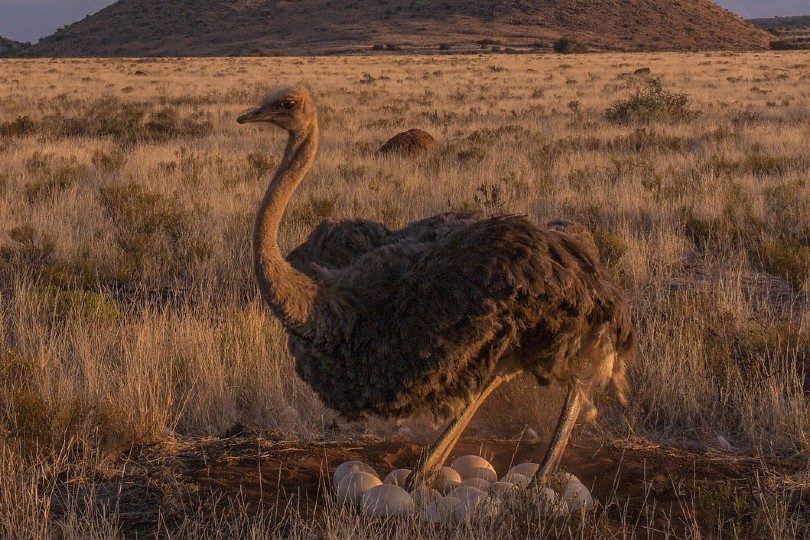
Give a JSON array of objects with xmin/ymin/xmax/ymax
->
[{"xmin": 236, "ymin": 86, "xmax": 634, "ymax": 491}]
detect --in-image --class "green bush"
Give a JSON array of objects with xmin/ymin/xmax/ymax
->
[{"xmin": 605, "ymin": 79, "xmax": 693, "ymax": 124}]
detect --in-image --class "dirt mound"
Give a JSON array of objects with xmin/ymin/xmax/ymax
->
[
  {"xmin": 378, "ymin": 129, "xmax": 439, "ymax": 156},
  {"xmin": 20, "ymin": 0, "xmax": 771, "ymax": 57},
  {"xmin": 55, "ymin": 434, "xmax": 806, "ymax": 536}
]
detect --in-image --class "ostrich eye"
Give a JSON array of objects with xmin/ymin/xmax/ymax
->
[{"xmin": 278, "ymin": 100, "xmax": 295, "ymax": 110}]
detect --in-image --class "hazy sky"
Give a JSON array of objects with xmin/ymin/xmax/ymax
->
[{"xmin": 0, "ymin": 0, "xmax": 808, "ymax": 42}]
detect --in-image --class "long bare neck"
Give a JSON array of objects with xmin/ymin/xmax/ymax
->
[{"xmin": 253, "ymin": 119, "xmax": 319, "ymax": 331}]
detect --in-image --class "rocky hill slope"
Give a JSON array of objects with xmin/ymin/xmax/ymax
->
[
  {"xmin": 0, "ymin": 36, "xmax": 29, "ymax": 57},
  {"xmin": 750, "ymin": 16, "xmax": 810, "ymax": 49},
  {"xmin": 20, "ymin": 0, "xmax": 773, "ymax": 56}
]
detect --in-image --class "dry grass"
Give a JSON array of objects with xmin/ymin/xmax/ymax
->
[{"xmin": 0, "ymin": 51, "xmax": 808, "ymax": 537}]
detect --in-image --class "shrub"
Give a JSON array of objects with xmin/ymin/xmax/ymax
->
[
  {"xmin": 553, "ymin": 38, "xmax": 588, "ymax": 54},
  {"xmin": 752, "ymin": 238, "xmax": 810, "ymax": 290},
  {"xmin": 473, "ymin": 183, "xmax": 504, "ymax": 213},
  {"xmin": 592, "ymin": 228, "xmax": 629, "ymax": 264},
  {"xmin": 438, "ymin": 43, "xmax": 452, "ymax": 51},
  {"xmin": 33, "ymin": 97, "xmax": 213, "ymax": 143},
  {"xmin": 0, "ymin": 115, "xmax": 36, "ymax": 137},
  {"xmin": 34, "ymin": 285, "xmax": 121, "ymax": 323},
  {"xmin": 605, "ymin": 79, "xmax": 693, "ymax": 124},
  {"xmin": 290, "ymin": 195, "xmax": 337, "ymax": 227},
  {"xmin": 0, "ymin": 225, "xmax": 55, "ymax": 266},
  {"xmin": 97, "ymin": 182, "xmax": 211, "ymax": 282},
  {"xmin": 91, "ymin": 148, "xmax": 128, "ymax": 173},
  {"xmin": 23, "ymin": 152, "xmax": 88, "ymax": 203},
  {"xmin": 246, "ymin": 152, "xmax": 276, "ymax": 179},
  {"xmin": 769, "ymin": 40, "xmax": 800, "ymax": 51}
]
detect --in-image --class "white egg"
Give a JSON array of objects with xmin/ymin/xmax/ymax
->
[
  {"xmin": 508, "ymin": 462, "xmax": 539, "ymax": 479},
  {"xmin": 534, "ymin": 486, "xmax": 560, "ymax": 514},
  {"xmin": 500, "ymin": 472, "xmax": 531, "ymax": 488},
  {"xmin": 419, "ymin": 496, "xmax": 461, "ymax": 523},
  {"xmin": 462, "ymin": 477, "xmax": 491, "ymax": 491},
  {"xmin": 451, "ymin": 455, "xmax": 496, "ymax": 475},
  {"xmin": 336, "ymin": 471, "xmax": 381, "ymax": 505},
  {"xmin": 360, "ymin": 484, "xmax": 414, "ymax": 517},
  {"xmin": 561, "ymin": 476, "xmax": 594, "ymax": 512},
  {"xmin": 456, "ymin": 465, "xmax": 498, "ymax": 483},
  {"xmin": 410, "ymin": 486, "xmax": 441, "ymax": 507},
  {"xmin": 333, "ymin": 460, "xmax": 377, "ymax": 486},
  {"xmin": 451, "ymin": 497, "xmax": 500, "ymax": 522},
  {"xmin": 554, "ymin": 471, "xmax": 576, "ymax": 486},
  {"xmin": 523, "ymin": 428, "xmax": 540, "ymax": 442},
  {"xmin": 447, "ymin": 485, "xmax": 486, "ymax": 505},
  {"xmin": 435, "ymin": 466, "xmax": 463, "ymax": 494},
  {"xmin": 383, "ymin": 468, "xmax": 412, "ymax": 487},
  {"xmin": 488, "ymin": 481, "xmax": 517, "ymax": 501}
]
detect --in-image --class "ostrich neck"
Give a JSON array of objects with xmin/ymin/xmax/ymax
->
[{"xmin": 253, "ymin": 120, "xmax": 319, "ymax": 331}]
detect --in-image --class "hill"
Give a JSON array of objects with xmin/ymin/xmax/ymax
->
[
  {"xmin": 0, "ymin": 36, "xmax": 29, "ymax": 57},
  {"xmin": 749, "ymin": 16, "xmax": 810, "ymax": 49},
  {"xmin": 20, "ymin": 0, "xmax": 772, "ymax": 57}
]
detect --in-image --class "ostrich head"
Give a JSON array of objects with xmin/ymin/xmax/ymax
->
[{"xmin": 237, "ymin": 86, "xmax": 316, "ymax": 132}]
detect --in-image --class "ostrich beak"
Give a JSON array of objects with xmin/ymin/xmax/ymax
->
[{"xmin": 237, "ymin": 107, "xmax": 267, "ymax": 124}]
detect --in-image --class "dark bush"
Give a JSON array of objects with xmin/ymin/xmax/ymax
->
[
  {"xmin": 1, "ymin": 97, "xmax": 213, "ymax": 144},
  {"xmin": 97, "ymin": 182, "xmax": 211, "ymax": 282},
  {"xmin": 605, "ymin": 79, "xmax": 693, "ymax": 124},
  {"xmin": 553, "ymin": 38, "xmax": 588, "ymax": 54},
  {"xmin": 0, "ymin": 116, "xmax": 36, "ymax": 137},
  {"xmin": 769, "ymin": 40, "xmax": 800, "ymax": 50},
  {"xmin": 23, "ymin": 152, "xmax": 88, "ymax": 203}
]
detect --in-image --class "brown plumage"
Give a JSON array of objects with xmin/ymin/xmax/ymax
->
[{"xmin": 237, "ymin": 86, "xmax": 634, "ymax": 489}]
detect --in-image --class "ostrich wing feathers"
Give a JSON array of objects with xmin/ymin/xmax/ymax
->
[{"xmin": 291, "ymin": 214, "xmax": 633, "ymax": 420}]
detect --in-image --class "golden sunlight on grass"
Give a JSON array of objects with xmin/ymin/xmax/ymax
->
[{"xmin": 0, "ymin": 52, "xmax": 807, "ymax": 537}]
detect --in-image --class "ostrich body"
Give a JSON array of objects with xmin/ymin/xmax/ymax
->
[{"xmin": 237, "ymin": 86, "xmax": 634, "ymax": 489}]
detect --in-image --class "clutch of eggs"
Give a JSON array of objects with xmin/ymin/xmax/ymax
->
[{"xmin": 332, "ymin": 455, "xmax": 594, "ymax": 519}]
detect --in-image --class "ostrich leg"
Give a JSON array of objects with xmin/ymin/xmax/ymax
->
[
  {"xmin": 404, "ymin": 376, "xmax": 506, "ymax": 491},
  {"xmin": 529, "ymin": 384, "xmax": 582, "ymax": 487}
]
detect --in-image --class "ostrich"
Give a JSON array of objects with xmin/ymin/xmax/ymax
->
[{"xmin": 237, "ymin": 86, "xmax": 633, "ymax": 491}]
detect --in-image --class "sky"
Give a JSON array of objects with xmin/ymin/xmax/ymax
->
[{"xmin": 0, "ymin": 0, "xmax": 808, "ymax": 42}]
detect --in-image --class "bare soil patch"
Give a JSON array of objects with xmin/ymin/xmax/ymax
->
[{"xmin": 61, "ymin": 434, "xmax": 807, "ymax": 536}]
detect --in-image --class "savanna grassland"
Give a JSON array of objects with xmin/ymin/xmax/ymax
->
[{"xmin": 0, "ymin": 52, "xmax": 808, "ymax": 538}]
